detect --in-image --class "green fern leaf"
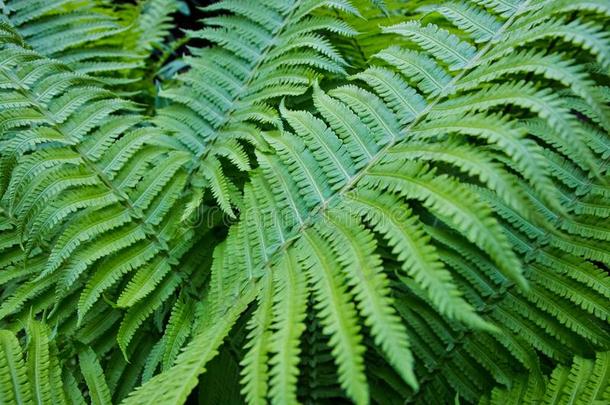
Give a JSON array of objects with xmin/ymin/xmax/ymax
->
[
  {"xmin": 0, "ymin": 330, "xmax": 33, "ymax": 404},
  {"xmin": 79, "ymin": 347, "xmax": 112, "ymax": 405}
]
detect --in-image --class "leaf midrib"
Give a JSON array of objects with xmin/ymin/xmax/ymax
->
[
  {"xmin": 256, "ymin": 0, "xmax": 533, "ymax": 272},
  {"xmin": 192, "ymin": 1, "xmax": 304, "ymax": 162},
  {"xmin": 0, "ymin": 61, "xmax": 179, "ymax": 306}
]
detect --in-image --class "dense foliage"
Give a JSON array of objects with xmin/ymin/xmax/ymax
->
[{"xmin": 0, "ymin": 0, "xmax": 609, "ymax": 404}]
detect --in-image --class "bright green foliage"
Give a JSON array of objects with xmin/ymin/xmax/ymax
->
[
  {"xmin": 0, "ymin": 0, "xmax": 609, "ymax": 404},
  {"xmin": 0, "ymin": 320, "xmax": 107, "ymax": 405},
  {"xmin": 480, "ymin": 351, "xmax": 610, "ymax": 404},
  {"xmin": 154, "ymin": 0, "xmax": 363, "ymax": 218},
  {"xmin": 0, "ymin": 0, "xmax": 176, "ymax": 85}
]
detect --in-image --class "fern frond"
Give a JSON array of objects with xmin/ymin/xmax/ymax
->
[
  {"xmin": 161, "ymin": 294, "xmax": 194, "ymax": 371},
  {"xmin": 0, "ymin": 322, "xmax": 107, "ymax": 404},
  {"xmin": 482, "ymin": 351, "xmax": 610, "ymax": 404},
  {"xmin": 0, "ymin": 329, "xmax": 32, "ymax": 404},
  {"xmin": 79, "ymin": 347, "xmax": 112, "ymax": 405},
  {"xmin": 189, "ymin": 1, "xmax": 610, "ymax": 401},
  {"xmin": 432, "ymin": 2, "xmax": 503, "ymax": 44},
  {"xmin": 1, "ymin": 1, "xmax": 609, "ymax": 404},
  {"xmin": 26, "ymin": 320, "xmax": 54, "ymax": 405},
  {"xmin": 121, "ymin": 283, "xmax": 258, "ymax": 405},
  {"xmin": 0, "ymin": 24, "xmax": 207, "ymax": 360},
  {"xmin": 381, "ymin": 21, "xmax": 477, "ymax": 71},
  {"xmin": 268, "ymin": 250, "xmax": 308, "ymax": 405},
  {"xmin": 240, "ymin": 274, "xmax": 274, "ymax": 405},
  {"xmin": 300, "ymin": 227, "xmax": 368, "ymax": 405},
  {"xmin": 320, "ymin": 209, "xmax": 417, "ymax": 388},
  {"xmin": 343, "ymin": 188, "xmax": 492, "ymax": 330},
  {"xmin": 155, "ymin": 0, "xmax": 368, "ymax": 213},
  {"xmin": 131, "ymin": 0, "xmax": 180, "ymax": 53},
  {"xmin": 3, "ymin": 0, "xmax": 145, "ymax": 83}
]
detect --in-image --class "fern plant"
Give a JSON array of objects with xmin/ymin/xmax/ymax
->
[
  {"xmin": 480, "ymin": 351, "xmax": 610, "ymax": 404},
  {"xmin": 0, "ymin": 0, "xmax": 609, "ymax": 404}
]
